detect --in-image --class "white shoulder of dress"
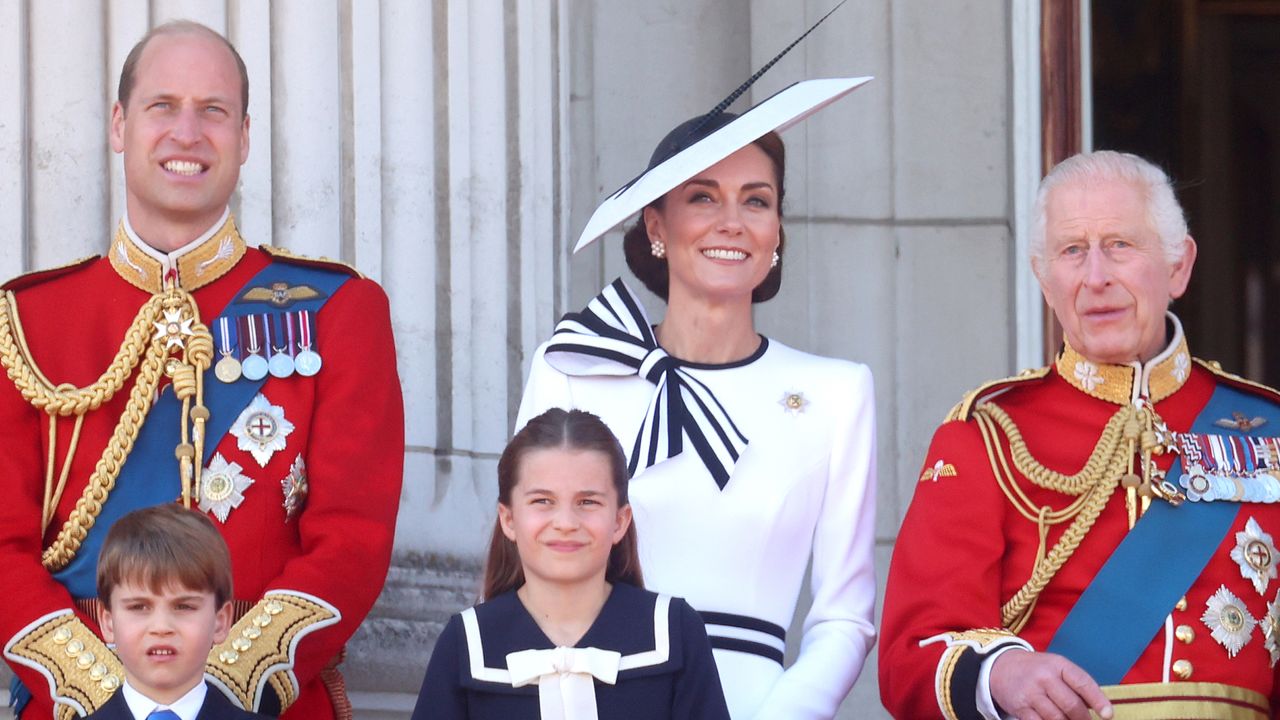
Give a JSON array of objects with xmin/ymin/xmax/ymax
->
[{"xmin": 759, "ymin": 337, "xmax": 873, "ymax": 379}]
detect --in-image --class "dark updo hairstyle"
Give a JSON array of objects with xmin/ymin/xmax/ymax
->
[
  {"xmin": 482, "ymin": 408, "xmax": 643, "ymax": 600},
  {"xmin": 623, "ymin": 112, "xmax": 787, "ymax": 303}
]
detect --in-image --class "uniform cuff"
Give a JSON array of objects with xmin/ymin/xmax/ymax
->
[{"xmin": 920, "ymin": 629, "xmax": 1032, "ymax": 720}]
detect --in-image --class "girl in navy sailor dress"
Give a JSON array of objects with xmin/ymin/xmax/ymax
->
[{"xmin": 410, "ymin": 408, "xmax": 731, "ymax": 720}]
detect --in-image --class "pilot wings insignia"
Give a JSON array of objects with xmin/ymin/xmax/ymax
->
[
  {"xmin": 235, "ymin": 282, "xmax": 326, "ymax": 308},
  {"xmin": 1216, "ymin": 412, "xmax": 1268, "ymax": 433}
]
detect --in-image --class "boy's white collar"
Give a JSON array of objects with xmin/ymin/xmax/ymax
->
[{"xmin": 120, "ymin": 677, "xmax": 207, "ymax": 720}]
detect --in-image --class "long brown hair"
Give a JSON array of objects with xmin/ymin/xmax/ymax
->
[{"xmin": 483, "ymin": 408, "xmax": 643, "ymax": 600}]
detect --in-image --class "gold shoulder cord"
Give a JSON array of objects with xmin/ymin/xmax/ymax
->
[
  {"xmin": 972, "ymin": 400, "xmax": 1169, "ymax": 633},
  {"xmin": 0, "ymin": 285, "xmax": 213, "ymax": 572}
]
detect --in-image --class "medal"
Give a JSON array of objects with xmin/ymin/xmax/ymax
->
[
  {"xmin": 268, "ymin": 353, "xmax": 294, "ymax": 378},
  {"xmin": 266, "ymin": 313, "xmax": 295, "ymax": 378},
  {"xmin": 241, "ymin": 315, "xmax": 269, "ymax": 381},
  {"xmin": 242, "ymin": 355, "xmax": 269, "ymax": 381},
  {"xmin": 294, "ymin": 310, "xmax": 322, "ymax": 377},
  {"xmin": 215, "ymin": 356, "xmax": 243, "ymax": 383},
  {"xmin": 214, "ymin": 317, "xmax": 242, "ymax": 383}
]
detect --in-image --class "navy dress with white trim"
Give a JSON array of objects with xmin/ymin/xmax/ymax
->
[{"xmin": 411, "ymin": 583, "xmax": 730, "ymax": 719}]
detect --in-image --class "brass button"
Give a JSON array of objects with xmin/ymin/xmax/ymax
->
[
  {"xmin": 1172, "ymin": 659, "xmax": 1193, "ymax": 679},
  {"xmin": 52, "ymin": 626, "xmax": 73, "ymax": 645},
  {"xmin": 1175, "ymin": 596, "xmax": 1188, "ymax": 612},
  {"xmin": 1175, "ymin": 625, "xmax": 1195, "ymax": 644}
]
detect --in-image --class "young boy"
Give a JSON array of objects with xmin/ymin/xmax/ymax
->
[{"xmin": 88, "ymin": 505, "xmax": 267, "ymax": 720}]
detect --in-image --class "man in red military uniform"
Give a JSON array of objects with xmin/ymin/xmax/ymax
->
[
  {"xmin": 881, "ymin": 151, "xmax": 1280, "ymax": 719},
  {"xmin": 0, "ymin": 21, "xmax": 403, "ymax": 720}
]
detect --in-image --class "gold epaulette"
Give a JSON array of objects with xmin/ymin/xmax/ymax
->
[
  {"xmin": 1, "ymin": 256, "xmax": 98, "ymax": 292},
  {"xmin": 206, "ymin": 591, "xmax": 341, "ymax": 713},
  {"xmin": 3, "ymin": 610, "xmax": 124, "ymax": 720},
  {"xmin": 259, "ymin": 245, "xmax": 364, "ymax": 279},
  {"xmin": 1195, "ymin": 357, "xmax": 1280, "ymax": 406},
  {"xmin": 943, "ymin": 366, "xmax": 1051, "ymax": 423}
]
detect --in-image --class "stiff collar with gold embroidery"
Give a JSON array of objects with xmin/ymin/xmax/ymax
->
[
  {"xmin": 108, "ymin": 211, "xmax": 246, "ymax": 293},
  {"xmin": 1056, "ymin": 313, "xmax": 1193, "ymax": 405}
]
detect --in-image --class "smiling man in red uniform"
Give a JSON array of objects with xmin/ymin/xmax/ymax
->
[
  {"xmin": 0, "ymin": 21, "xmax": 403, "ymax": 720},
  {"xmin": 881, "ymin": 151, "xmax": 1280, "ymax": 720}
]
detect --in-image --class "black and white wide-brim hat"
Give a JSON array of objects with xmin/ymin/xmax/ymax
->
[{"xmin": 573, "ymin": 75, "xmax": 873, "ymax": 252}]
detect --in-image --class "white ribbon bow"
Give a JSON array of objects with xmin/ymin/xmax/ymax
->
[{"xmin": 506, "ymin": 646, "xmax": 622, "ymax": 720}]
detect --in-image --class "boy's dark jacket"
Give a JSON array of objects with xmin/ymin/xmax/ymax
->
[{"xmin": 83, "ymin": 683, "xmax": 269, "ymax": 720}]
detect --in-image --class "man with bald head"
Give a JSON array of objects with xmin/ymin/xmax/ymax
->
[
  {"xmin": 881, "ymin": 151, "xmax": 1280, "ymax": 719},
  {"xmin": 0, "ymin": 22, "xmax": 403, "ymax": 719}
]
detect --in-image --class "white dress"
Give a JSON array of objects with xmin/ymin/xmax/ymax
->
[{"xmin": 516, "ymin": 282, "xmax": 878, "ymax": 719}]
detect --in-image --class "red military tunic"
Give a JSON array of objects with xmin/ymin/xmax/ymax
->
[
  {"xmin": 0, "ymin": 215, "xmax": 404, "ymax": 719},
  {"xmin": 881, "ymin": 320, "xmax": 1280, "ymax": 719}
]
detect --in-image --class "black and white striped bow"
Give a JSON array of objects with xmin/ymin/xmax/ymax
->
[{"xmin": 544, "ymin": 279, "xmax": 749, "ymax": 489}]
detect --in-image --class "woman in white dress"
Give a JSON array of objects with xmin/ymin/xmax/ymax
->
[{"xmin": 516, "ymin": 75, "xmax": 877, "ymax": 720}]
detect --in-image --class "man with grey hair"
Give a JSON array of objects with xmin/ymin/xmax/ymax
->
[
  {"xmin": 880, "ymin": 150, "xmax": 1280, "ymax": 719},
  {"xmin": 0, "ymin": 20, "xmax": 403, "ymax": 719}
]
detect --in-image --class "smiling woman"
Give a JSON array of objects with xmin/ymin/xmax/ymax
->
[{"xmin": 516, "ymin": 77, "xmax": 878, "ymax": 720}]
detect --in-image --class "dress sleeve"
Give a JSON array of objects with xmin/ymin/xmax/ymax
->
[
  {"xmin": 411, "ymin": 614, "xmax": 469, "ymax": 720},
  {"xmin": 670, "ymin": 598, "xmax": 732, "ymax": 720},
  {"xmin": 751, "ymin": 364, "xmax": 879, "ymax": 719},
  {"xmin": 878, "ymin": 418, "xmax": 1028, "ymax": 720},
  {"xmin": 515, "ymin": 342, "xmax": 575, "ymax": 432}
]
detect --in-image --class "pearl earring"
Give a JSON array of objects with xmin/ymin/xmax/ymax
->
[
  {"xmin": 651, "ymin": 240, "xmax": 666, "ymax": 259},
  {"xmin": 771, "ymin": 250, "xmax": 780, "ymax": 268}
]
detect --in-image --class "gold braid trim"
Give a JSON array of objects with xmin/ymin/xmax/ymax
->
[
  {"xmin": 936, "ymin": 644, "xmax": 964, "ymax": 720},
  {"xmin": 0, "ymin": 290, "xmax": 164, "ymax": 416},
  {"xmin": 206, "ymin": 592, "xmax": 341, "ymax": 714},
  {"xmin": 3, "ymin": 611, "xmax": 124, "ymax": 719},
  {"xmin": 1101, "ymin": 681, "xmax": 1269, "ymax": 720},
  {"xmin": 972, "ymin": 401, "xmax": 1167, "ymax": 632},
  {"xmin": 0, "ymin": 286, "xmax": 212, "ymax": 571}
]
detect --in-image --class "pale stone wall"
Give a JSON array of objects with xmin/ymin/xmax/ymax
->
[{"xmin": 1, "ymin": 1, "xmax": 1025, "ymax": 718}]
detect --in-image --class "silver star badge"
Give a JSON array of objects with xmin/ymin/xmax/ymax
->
[
  {"xmin": 230, "ymin": 394, "xmax": 295, "ymax": 467},
  {"xmin": 198, "ymin": 453, "xmax": 254, "ymax": 523},
  {"xmin": 1202, "ymin": 585, "xmax": 1257, "ymax": 658},
  {"xmin": 1231, "ymin": 517, "xmax": 1278, "ymax": 595},
  {"xmin": 153, "ymin": 308, "xmax": 194, "ymax": 350},
  {"xmin": 778, "ymin": 390, "xmax": 809, "ymax": 416}
]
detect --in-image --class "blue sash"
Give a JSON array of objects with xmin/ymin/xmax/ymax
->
[
  {"xmin": 51, "ymin": 261, "xmax": 350, "ymax": 598},
  {"xmin": 1046, "ymin": 384, "xmax": 1280, "ymax": 683}
]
